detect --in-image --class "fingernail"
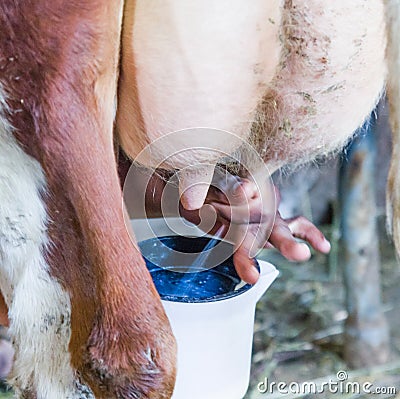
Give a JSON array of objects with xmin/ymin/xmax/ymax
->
[
  {"xmin": 248, "ymin": 264, "xmax": 260, "ymax": 284},
  {"xmin": 321, "ymin": 238, "xmax": 331, "ymax": 253},
  {"xmin": 297, "ymin": 243, "xmax": 311, "ymax": 260}
]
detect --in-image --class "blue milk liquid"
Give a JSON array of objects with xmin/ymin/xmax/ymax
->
[
  {"xmin": 173, "ymin": 226, "xmax": 225, "ymax": 298},
  {"xmin": 142, "ymin": 234, "xmax": 256, "ymax": 303},
  {"xmin": 152, "ymin": 268, "xmax": 235, "ymax": 302}
]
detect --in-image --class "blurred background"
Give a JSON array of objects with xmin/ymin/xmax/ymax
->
[{"xmin": 246, "ymin": 99, "xmax": 400, "ymax": 398}]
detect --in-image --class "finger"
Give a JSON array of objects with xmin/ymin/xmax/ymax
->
[
  {"xmin": 231, "ymin": 222, "xmax": 270, "ymax": 284},
  {"xmin": 208, "ymin": 177, "xmax": 257, "ymax": 206},
  {"xmin": 264, "ymin": 242, "xmax": 274, "ymax": 249},
  {"xmin": 287, "ymin": 216, "xmax": 331, "ymax": 254},
  {"xmin": 233, "ymin": 250, "xmax": 259, "ymax": 285},
  {"xmin": 268, "ymin": 217, "xmax": 312, "ymax": 261},
  {"xmin": 207, "ymin": 177, "xmax": 274, "ymax": 225},
  {"xmin": 209, "ymin": 201, "xmax": 262, "ymax": 225},
  {"xmin": 206, "ymin": 220, "xmax": 227, "ymax": 237},
  {"xmin": 230, "ymin": 178, "xmax": 259, "ymax": 204},
  {"xmin": 179, "ymin": 205, "xmax": 201, "ymax": 225}
]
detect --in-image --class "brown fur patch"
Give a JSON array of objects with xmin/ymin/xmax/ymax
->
[{"xmin": 0, "ymin": 0, "xmax": 176, "ymax": 396}]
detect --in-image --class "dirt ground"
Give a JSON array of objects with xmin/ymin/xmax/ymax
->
[{"xmin": 245, "ymin": 219, "xmax": 400, "ymax": 399}]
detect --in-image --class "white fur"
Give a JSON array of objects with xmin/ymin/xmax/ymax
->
[{"xmin": 0, "ymin": 90, "xmax": 92, "ymax": 398}]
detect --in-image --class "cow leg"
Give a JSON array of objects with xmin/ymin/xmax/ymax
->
[
  {"xmin": 0, "ymin": 1, "xmax": 176, "ymax": 398},
  {"xmin": 0, "ymin": 109, "xmax": 77, "ymax": 397}
]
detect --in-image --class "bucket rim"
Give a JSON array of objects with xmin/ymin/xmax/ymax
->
[{"xmin": 139, "ymin": 235, "xmax": 259, "ymax": 303}]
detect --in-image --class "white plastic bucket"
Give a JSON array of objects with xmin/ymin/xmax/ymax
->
[
  {"xmin": 139, "ymin": 235, "xmax": 278, "ymax": 399},
  {"xmin": 163, "ymin": 259, "xmax": 278, "ymax": 399}
]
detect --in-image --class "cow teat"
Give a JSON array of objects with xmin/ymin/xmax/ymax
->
[{"xmin": 177, "ymin": 165, "xmax": 215, "ymax": 210}]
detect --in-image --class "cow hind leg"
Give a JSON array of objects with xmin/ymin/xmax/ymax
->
[{"xmin": 0, "ymin": 94, "xmax": 90, "ymax": 397}]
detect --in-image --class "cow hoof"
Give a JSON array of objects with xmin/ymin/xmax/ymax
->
[{"xmin": 79, "ymin": 318, "xmax": 177, "ymax": 399}]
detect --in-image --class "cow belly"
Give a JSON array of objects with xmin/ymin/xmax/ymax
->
[
  {"xmin": 118, "ymin": 0, "xmax": 386, "ymax": 174},
  {"xmin": 118, "ymin": 0, "xmax": 282, "ymax": 169},
  {"xmin": 0, "ymin": 89, "xmax": 92, "ymax": 398},
  {"xmin": 249, "ymin": 0, "xmax": 387, "ymax": 170}
]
